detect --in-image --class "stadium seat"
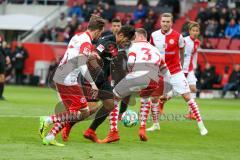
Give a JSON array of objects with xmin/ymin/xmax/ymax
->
[
  {"xmin": 229, "ymin": 39, "xmax": 240, "ymax": 50},
  {"xmin": 217, "ymin": 39, "xmax": 230, "ymax": 50},
  {"xmin": 207, "ymin": 38, "xmax": 219, "ymax": 48},
  {"xmin": 115, "ymin": 12, "xmax": 127, "ymax": 20}
]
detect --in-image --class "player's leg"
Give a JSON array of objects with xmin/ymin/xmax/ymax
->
[
  {"xmin": 171, "ymin": 72, "xmax": 208, "ymax": 135},
  {"xmin": 119, "ymin": 96, "xmax": 130, "ymax": 119},
  {"xmin": 146, "ymin": 96, "xmax": 160, "ymax": 132},
  {"xmin": 0, "ymin": 74, "xmax": 5, "ymax": 100},
  {"xmin": 40, "ymin": 84, "xmax": 90, "ymax": 146},
  {"xmin": 61, "ymin": 101, "xmax": 98, "ymax": 142},
  {"xmin": 185, "ymin": 71, "xmax": 198, "ymax": 119},
  {"xmin": 146, "ymin": 78, "xmax": 169, "ymax": 131},
  {"xmin": 0, "ymin": 62, "xmax": 6, "ymax": 100},
  {"xmin": 139, "ymin": 97, "xmax": 151, "ymax": 141},
  {"xmin": 84, "ymin": 81, "xmax": 115, "ymax": 143},
  {"xmin": 84, "ymin": 98, "xmax": 114, "ymax": 143}
]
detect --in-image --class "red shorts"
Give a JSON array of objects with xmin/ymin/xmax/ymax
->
[
  {"xmin": 56, "ymin": 83, "xmax": 88, "ymax": 112},
  {"xmin": 139, "ymin": 77, "xmax": 164, "ymax": 97}
]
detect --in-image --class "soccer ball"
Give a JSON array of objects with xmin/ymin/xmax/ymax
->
[{"xmin": 121, "ymin": 110, "xmax": 138, "ymax": 127}]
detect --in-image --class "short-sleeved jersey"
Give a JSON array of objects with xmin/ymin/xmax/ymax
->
[
  {"xmin": 183, "ymin": 36, "xmax": 200, "ymax": 73},
  {"xmin": 53, "ymin": 31, "xmax": 93, "ymax": 85},
  {"xmin": 127, "ymin": 41, "xmax": 166, "ymax": 82},
  {"xmin": 150, "ymin": 29, "xmax": 185, "ymax": 75}
]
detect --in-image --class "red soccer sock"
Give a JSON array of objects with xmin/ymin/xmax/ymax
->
[
  {"xmin": 50, "ymin": 110, "xmax": 82, "ymax": 123},
  {"xmin": 49, "ymin": 122, "xmax": 67, "ymax": 137},
  {"xmin": 188, "ymin": 99, "xmax": 202, "ymax": 122},
  {"xmin": 140, "ymin": 98, "xmax": 151, "ymax": 128},
  {"xmin": 109, "ymin": 100, "xmax": 119, "ymax": 132},
  {"xmin": 151, "ymin": 102, "xmax": 159, "ymax": 124}
]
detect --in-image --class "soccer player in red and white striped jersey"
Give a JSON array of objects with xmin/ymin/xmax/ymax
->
[
  {"xmin": 183, "ymin": 21, "xmax": 201, "ymax": 119},
  {"xmin": 148, "ymin": 13, "xmax": 208, "ymax": 135}
]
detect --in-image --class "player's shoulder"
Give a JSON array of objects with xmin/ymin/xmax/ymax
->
[
  {"xmin": 170, "ymin": 29, "xmax": 181, "ymax": 37},
  {"xmin": 151, "ymin": 29, "xmax": 161, "ymax": 38},
  {"xmin": 74, "ymin": 32, "xmax": 92, "ymax": 42},
  {"xmin": 184, "ymin": 36, "xmax": 191, "ymax": 42}
]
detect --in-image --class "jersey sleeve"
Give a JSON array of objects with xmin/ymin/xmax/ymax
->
[
  {"xmin": 149, "ymin": 34, "xmax": 155, "ymax": 46},
  {"xmin": 178, "ymin": 34, "xmax": 185, "ymax": 48}
]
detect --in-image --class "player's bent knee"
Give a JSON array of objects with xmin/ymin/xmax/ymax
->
[
  {"xmin": 103, "ymin": 99, "xmax": 115, "ymax": 111},
  {"xmin": 189, "ymin": 85, "xmax": 197, "ymax": 93},
  {"xmin": 151, "ymin": 96, "xmax": 159, "ymax": 103},
  {"xmin": 182, "ymin": 92, "xmax": 192, "ymax": 102}
]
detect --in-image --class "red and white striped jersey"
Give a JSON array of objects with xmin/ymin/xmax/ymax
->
[
  {"xmin": 182, "ymin": 36, "xmax": 200, "ymax": 73},
  {"xmin": 127, "ymin": 40, "xmax": 166, "ymax": 81},
  {"xmin": 53, "ymin": 31, "xmax": 93, "ymax": 85},
  {"xmin": 150, "ymin": 29, "xmax": 185, "ymax": 75}
]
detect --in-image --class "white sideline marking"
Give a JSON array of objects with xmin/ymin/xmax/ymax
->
[{"xmin": 0, "ymin": 115, "xmax": 39, "ymax": 118}]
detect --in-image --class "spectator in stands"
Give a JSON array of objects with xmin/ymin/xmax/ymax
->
[
  {"xmin": 67, "ymin": 1, "xmax": 83, "ymax": 22},
  {"xmin": 101, "ymin": 3, "xmax": 115, "ymax": 22},
  {"xmin": 137, "ymin": 0, "xmax": 149, "ymax": 6},
  {"xmin": 225, "ymin": 18, "xmax": 239, "ymax": 39},
  {"xmin": 39, "ymin": 26, "xmax": 52, "ymax": 42},
  {"xmin": 81, "ymin": 3, "xmax": 93, "ymax": 21},
  {"xmin": 12, "ymin": 42, "xmax": 28, "ymax": 85},
  {"xmin": 229, "ymin": 8, "xmax": 239, "ymax": 22},
  {"xmin": 216, "ymin": 0, "xmax": 228, "ymax": 8},
  {"xmin": 219, "ymin": 8, "xmax": 230, "ymax": 23},
  {"xmin": 124, "ymin": 14, "xmax": 135, "ymax": 26},
  {"xmin": 216, "ymin": 18, "xmax": 227, "ymax": 38},
  {"xmin": 200, "ymin": 63, "xmax": 216, "ymax": 89},
  {"xmin": 219, "ymin": 66, "xmax": 230, "ymax": 88},
  {"xmin": 196, "ymin": 8, "xmax": 207, "ymax": 22},
  {"xmin": 133, "ymin": 4, "xmax": 147, "ymax": 21},
  {"xmin": 144, "ymin": 9, "xmax": 156, "ymax": 38},
  {"xmin": 209, "ymin": 7, "xmax": 219, "ymax": 21},
  {"xmin": 68, "ymin": 15, "xmax": 79, "ymax": 38},
  {"xmin": 63, "ymin": 26, "xmax": 71, "ymax": 43},
  {"xmin": 74, "ymin": 24, "xmax": 84, "ymax": 35},
  {"xmin": 205, "ymin": 19, "xmax": 218, "ymax": 37},
  {"xmin": 55, "ymin": 12, "xmax": 68, "ymax": 32},
  {"xmin": 222, "ymin": 64, "xmax": 240, "ymax": 98}
]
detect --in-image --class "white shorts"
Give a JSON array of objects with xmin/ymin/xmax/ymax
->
[
  {"xmin": 163, "ymin": 71, "xmax": 190, "ymax": 95},
  {"xmin": 185, "ymin": 71, "xmax": 197, "ymax": 85}
]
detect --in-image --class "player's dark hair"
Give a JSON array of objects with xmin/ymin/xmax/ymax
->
[
  {"xmin": 118, "ymin": 25, "xmax": 136, "ymax": 41},
  {"xmin": 136, "ymin": 28, "xmax": 147, "ymax": 38},
  {"xmin": 88, "ymin": 14, "xmax": 106, "ymax": 31},
  {"xmin": 111, "ymin": 18, "xmax": 121, "ymax": 23}
]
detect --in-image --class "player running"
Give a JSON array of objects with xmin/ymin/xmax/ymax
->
[
  {"xmin": 109, "ymin": 28, "xmax": 169, "ymax": 142},
  {"xmin": 183, "ymin": 21, "xmax": 201, "ymax": 119},
  {"xmin": 39, "ymin": 15, "xmax": 105, "ymax": 146},
  {"xmin": 147, "ymin": 13, "xmax": 208, "ymax": 136}
]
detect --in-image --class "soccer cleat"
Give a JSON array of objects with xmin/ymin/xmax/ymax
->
[
  {"xmin": 146, "ymin": 123, "xmax": 160, "ymax": 132},
  {"xmin": 42, "ymin": 138, "xmax": 65, "ymax": 147},
  {"xmin": 99, "ymin": 131, "xmax": 120, "ymax": 143},
  {"xmin": 61, "ymin": 123, "xmax": 72, "ymax": 142},
  {"xmin": 39, "ymin": 116, "xmax": 49, "ymax": 139},
  {"xmin": 139, "ymin": 127, "xmax": 148, "ymax": 141},
  {"xmin": 200, "ymin": 128, "xmax": 208, "ymax": 136},
  {"xmin": 83, "ymin": 128, "xmax": 100, "ymax": 143}
]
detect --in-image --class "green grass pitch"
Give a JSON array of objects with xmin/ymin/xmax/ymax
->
[{"xmin": 0, "ymin": 86, "xmax": 240, "ymax": 160}]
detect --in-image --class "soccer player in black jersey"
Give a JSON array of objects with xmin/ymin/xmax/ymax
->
[{"xmin": 61, "ymin": 23, "xmax": 135, "ymax": 143}]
